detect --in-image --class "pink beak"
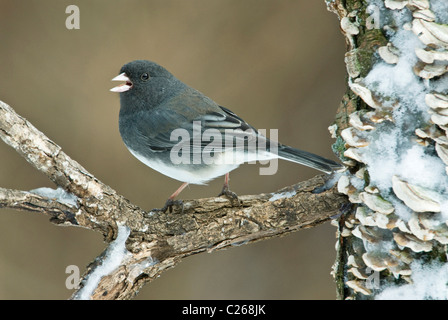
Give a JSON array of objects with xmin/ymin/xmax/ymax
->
[{"xmin": 110, "ymin": 73, "xmax": 133, "ymax": 92}]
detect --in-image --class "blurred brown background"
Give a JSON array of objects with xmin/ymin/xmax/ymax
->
[{"xmin": 0, "ymin": 0, "xmax": 345, "ymax": 299}]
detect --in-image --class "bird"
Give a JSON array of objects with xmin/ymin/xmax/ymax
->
[{"xmin": 110, "ymin": 60, "xmax": 343, "ymax": 212}]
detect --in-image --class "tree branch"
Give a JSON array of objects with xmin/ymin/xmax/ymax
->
[
  {"xmin": 0, "ymin": 99, "xmax": 347, "ymax": 299},
  {"xmin": 0, "ymin": 187, "xmax": 78, "ymax": 225}
]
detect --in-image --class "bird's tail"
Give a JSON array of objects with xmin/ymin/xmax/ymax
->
[{"xmin": 276, "ymin": 144, "xmax": 343, "ymax": 174}]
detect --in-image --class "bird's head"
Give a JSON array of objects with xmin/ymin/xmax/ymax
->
[{"xmin": 111, "ymin": 60, "xmax": 181, "ymax": 109}]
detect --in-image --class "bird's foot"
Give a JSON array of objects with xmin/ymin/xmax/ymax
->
[
  {"xmin": 150, "ymin": 199, "xmax": 184, "ymax": 214},
  {"xmin": 218, "ymin": 186, "xmax": 240, "ymax": 206}
]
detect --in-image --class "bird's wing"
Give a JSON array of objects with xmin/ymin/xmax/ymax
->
[
  {"xmin": 131, "ymin": 100, "xmax": 262, "ymax": 156},
  {"xmin": 200, "ymin": 106, "xmax": 261, "ymax": 153}
]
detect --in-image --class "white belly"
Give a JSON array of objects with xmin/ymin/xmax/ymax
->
[{"xmin": 128, "ymin": 148, "xmax": 241, "ymax": 185}]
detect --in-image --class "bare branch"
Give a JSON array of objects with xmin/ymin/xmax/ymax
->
[
  {"xmin": 0, "ymin": 100, "xmax": 107, "ymax": 198},
  {"xmin": 0, "ymin": 99, "xmax": 137, "ymax": 237},
  {"xmin": 0, "ymin": 99, "xmax": 347, "ymax": 299},
  {"xmin": 0, "ymin": 187, "xmax": 78, "ymax": 225},
  {"xmin": 70, "ymin": 175, "xmax": 346, "ymax": 300}
]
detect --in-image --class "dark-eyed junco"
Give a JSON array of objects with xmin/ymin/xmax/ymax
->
[{"xmin": 111, "ymin": 60, "xmax": 343, "ymax": 212}]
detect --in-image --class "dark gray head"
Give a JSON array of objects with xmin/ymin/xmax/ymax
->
[{"xmin": 111, "ymin": 60, "xmax": 185, "ymax": 111}]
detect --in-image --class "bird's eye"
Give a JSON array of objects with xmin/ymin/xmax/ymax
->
[{"xmin": 141, "ymin": 73, "xmax": 150, "ymax": 81}]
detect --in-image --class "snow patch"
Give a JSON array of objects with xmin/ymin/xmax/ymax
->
[
  {"xmin": 269, "ymin": 190, "xmax": 296, "ymax": 202},
  {"xmin": 431, "ymin": 0, "xmax": 448, "ymax": 24},
  {"xmin": 376, "ymin": 261, "xmax": 448, "ymax": 300},
  {"xmin": 73, "ymin": 225, "xmax": 131, "ymax": 300},
  {"xmin": 30, "ymin": 186, "xmax": 79, "ymax": 208},
  {"xmin": 360, "ymin": 16, "xmax": 448, "ymax": 212}
]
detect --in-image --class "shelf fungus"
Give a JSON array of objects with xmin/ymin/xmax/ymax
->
[
  {"xmin": 341, "ymin": 127, "xmax": 369, "ymax": 148},
  {"xmin": 393, "ymin": 232, "xmax": 433, "ymax": 252},
  {"xmin": 349, "ymin": 81, "xmax": 385, "ymax": 110},
  {"xmin": 426, "ymin": 93, "xmax": 448, "ymax": 109},
  {"xmin": 412, "ymin": 19, "xmax": 448, "ymax": 49},
  {"xmin": 384, "ymin": 0, "xmax": 408, "ymax": 10},
  {"xmin": 415, "ymin": 48, "xmax": 448, "ymax": 64},
  {"xmin": 340, "ymin": 16, "xmax": 359, "ymax": 36},
  {"xmin": 378, "ymin": 43, "xmax": 400, "ymax": 64},
  {"xmin": 413, "ymin": 9, "xmax": 436, "ymax": 22},
  {"xmin": 392, "ymin": 175, "xmax": 441, "ymax": 213},
  {"xmin": 413, "ymin": 61, "xmax": 448, "ymax": 79},
  {"xmin": 348, "ymin": 112, "xmax": 376, "ymax": 131},
  {"xmin": 359, "ymin": 192, "xmax": 395, "ymax": 215},
  {"xmin": 346, "ymin": 280, "xmax": 372, "ymax": 296}
]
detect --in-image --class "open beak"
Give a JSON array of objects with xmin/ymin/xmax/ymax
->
[{"xmin": 110, "ymin": 73, "xmax": 133, "ymax": 92}]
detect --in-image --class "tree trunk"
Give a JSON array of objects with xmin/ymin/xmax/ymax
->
[{"xmin": 329, "ymin": 0, "xmax": 448, "ymax": 299}]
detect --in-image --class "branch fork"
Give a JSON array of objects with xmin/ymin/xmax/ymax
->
[{"xmin": 0, "ymin": 100, "xmax": 347, "ymax": 299}]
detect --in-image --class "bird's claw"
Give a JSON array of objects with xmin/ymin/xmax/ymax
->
[
  {"xmin": 151, "ymin": 199, "xmax": 184, "ymax": 214},
  {"xmin": 218, "ymin": 186, "xmax": 240, "ymax": 206}
]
